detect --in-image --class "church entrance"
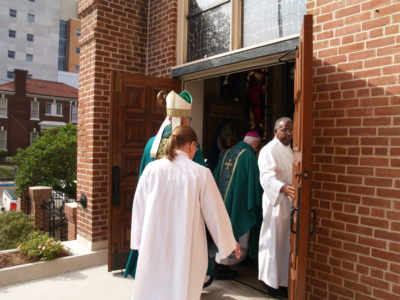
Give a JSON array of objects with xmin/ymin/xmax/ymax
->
[{"xmin": 184, "ymin": 62, "xmax": 295, "ymax": 298}]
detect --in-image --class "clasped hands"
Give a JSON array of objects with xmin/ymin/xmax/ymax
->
[{"xmin": 280, "ymin": 184, "xmax": 295, "ymax": 201}]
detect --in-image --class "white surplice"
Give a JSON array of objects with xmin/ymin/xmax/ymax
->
[
  {"xmin": 257, "ymin": 137, "xmax": 293, "ymax": 289},
  {"xmin": 130, "ymin": 151, "xmax": 237, "ymax": 300}
]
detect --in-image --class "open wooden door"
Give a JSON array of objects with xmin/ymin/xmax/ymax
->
[
  {"xmin": 289, "ymin": 15, "xmax": 314, "ymax": 300},
  {"xmin": 108, "ymin": 72, "xmax": 181, "ymax": 271}
]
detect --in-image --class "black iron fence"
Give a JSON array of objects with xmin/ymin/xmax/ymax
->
[{"xmin": 41, "ymin": 191, "xmax": 70, "ymax": 241}]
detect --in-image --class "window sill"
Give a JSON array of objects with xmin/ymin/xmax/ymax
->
[
  {"xmin": 30, "ymin": 118, "xmax": 40, "ymax": 121},
  {"xmin": 45, "ymin": 114, "xmax": 63, "ymax": 117},
  {"xmin": 0, "ymin": 115, "xmax": 8, "ymax": 119}
]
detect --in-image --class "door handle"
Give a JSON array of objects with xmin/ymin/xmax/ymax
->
[
  {"xmin": 112, "ymin": 166, "xmax": 120, "ymax": 207},
  {"xmin": 290, "ymin": 207, "xmax": 298, "ymax": 234}
]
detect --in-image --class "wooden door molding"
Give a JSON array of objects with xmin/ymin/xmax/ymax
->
[
  {"xmin": 289, "ymin": 14, "xmax": 314, "ymax": 300},
  {"xmin": 108, "ymin": 72, "xmax": 181, "ymax": 271}
]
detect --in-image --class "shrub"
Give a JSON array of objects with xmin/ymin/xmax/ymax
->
[
  {"xmin": 0, "ymin": 211, "xmax": 36, "ymax": 250},
  {"xmin": 0, "ymin": 149, "xmax": 7, "ymax": 162},
  {"xmin": 18, "ymin": 231, "xmax": 67, "ymax": 261}
]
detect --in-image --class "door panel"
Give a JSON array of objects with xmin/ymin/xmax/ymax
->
[
  {"xmin": 289, "ymin": 15, "xmax": 313, "ymax": 300},
  {"xmin": 108, "ymin": 72, "xmax": 181, "ymax": 271}
]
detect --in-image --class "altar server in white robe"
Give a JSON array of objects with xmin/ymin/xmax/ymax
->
[
  {"xmin": 258, "ymin": 117, "xmax": 295, "ymax": 296},
  {"xmin": 130, "ymin": 125, "xmax": 240, "ymax": 300}
]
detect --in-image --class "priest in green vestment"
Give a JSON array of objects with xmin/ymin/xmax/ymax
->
[
  {"xmin": 124, "ymin": 90, "xmax": 205, "ymax": 278},
  {"xmin": 212, "ymin": 131, "xmax": 263, "ymax": 279}
]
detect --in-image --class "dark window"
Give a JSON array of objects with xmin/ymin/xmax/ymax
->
[
  {"xmin": 29, "ymin": 0, "xmax": 35, "ymax": 2},
  {"xmin": 27, "ymin": 74, "xmax": 32, "ymax": 79},
  {"xmin": 27, "ymin": 14, "xmax": 35, "ymax": 22},
  {"xmin": 58, "ymin": 20, "xmax": 68, "ymax": 71},
  {"xmin": 74, "ymin": 65, "xmax": 80, "ymax": 72},
  {"xmin": 8, "ymin": 51, "xmax": 15, "ymax": 58},
  {"xmin": 187, "ymin": 0, "xmax": 231, "ymax": 62},
  {"xmin": 9, "ymin": 30, "xmax": 16, "ymax": 38},
  {"xmin": 7, "ymin": 72, "xmax": 14, "ymax": 79},
  {"xmin": 27, "ymin": 34, "xmax": 34, "ymax": 41},
  {"xmin": 9, "ymin": 9, "xmax": 17, "ymax": 17},
  {"xmin": 76, "ymin": 47, "xmax": 80, "ymax": 54},
  {"xmin": 26, "ymin": 54, "xmax": 33, "ymax": 62},
  {"xmin": 76, "ymin": 30, "xmax": 81, "ymax": 36}
]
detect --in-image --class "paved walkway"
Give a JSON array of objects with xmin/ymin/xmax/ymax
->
[{"xmin": 0, "ymin": 265, "xmax": 274, "ymax": 300}]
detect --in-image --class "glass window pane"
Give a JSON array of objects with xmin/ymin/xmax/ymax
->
[
  {"xmin": 45, "ymin": 103, "xmax": 52, "ymax": 114},
  {"xmin": 27, "ymin": 34, "xmax": 34, "ymax": 41},
  {"xmin": 187, "ymin": 2, "xmax": 231, "ymax": 62},
  {"xmin": 9, "ymin": 30, "xmax": 16, "ymax": 38},
  {"xmin": 28, "ymin": 14, "xmax": 35, "ymax": 22},
  {"xmin": 7, "ymin": 71, "xmax": 14, "ymax": 79},
  {"xmin": 9, "ymin": 9, "xmax": 17, "ymax": 17},
  {"xmin": 26, "ymin": 54, "xmax": 33, "ymax": 62},
  {"xmin": 242, "ymin": 0, "xmax": 305, "ymax": 47},
  {"xmin": 8, "ymin": 51, "xmax": 15, "ymax": 58}
]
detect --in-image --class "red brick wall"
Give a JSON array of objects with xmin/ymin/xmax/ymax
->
[
  {"xmin": 147, "ymin": 0, "xmax": 178, "ymax": 77},
  {"xmin": 308, "ymin": 0, "xmax": 400, "ymax": 299},
  {"xmin": 77, "ymin": 0, "xmax": 177, "ymax": 243}
]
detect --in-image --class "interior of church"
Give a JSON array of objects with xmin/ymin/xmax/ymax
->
[{"xmin": 187, "ymin": 62, "xmax": 295, "ymax": 298}]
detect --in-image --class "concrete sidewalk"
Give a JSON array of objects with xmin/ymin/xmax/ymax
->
[{"xmin": 0, "ymin": 265, "xmax": 273, "ymax": 300}]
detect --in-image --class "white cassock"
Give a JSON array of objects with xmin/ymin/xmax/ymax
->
[
  {"xmin": 131, "ymin": 150, "xmax": 237, "ymax": 300},
  {"xmin": 257, "ymin": 137, "xmax": 293, "ymax": 289}
]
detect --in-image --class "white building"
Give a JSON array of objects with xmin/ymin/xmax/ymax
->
[{"xmin": 0, "ymin": 0, "xmax": 79, "ymax": 86}]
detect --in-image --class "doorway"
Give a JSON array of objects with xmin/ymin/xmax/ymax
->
[{"xmin": 185, "ymin": 62, "xmax": 295, "ymax": 298}]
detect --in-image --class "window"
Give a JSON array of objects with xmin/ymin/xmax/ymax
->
[
  {"xmin": 0, "ymin": 128, "xmax": 7, "ymax": 150},
  {"xmin": 31, "ymin": 100, "xmax": 39, "ymax": 119},
  {"xmin": 29, "ymin": 0, "xmax": 35, "ymax": 2},
  {"xmin": 187, "ymin": 0, "xmax": 231, "ymax": 62},
  {"xmin": 45, "ymin": 102, "xmax": 63, "ymax": 116},
  {"xmin": 27, "ymin": 34, "xmax": 34, "ymax": 41},
  {"xmin": 30, "ymin": 130, "xmax": 39, "ymax": 145},
  {"xmin": 76, "ymin": 47, "xmax": 80, "ymax": 54},
  {"xmin": 9, "ymin": 9, "xmax": 17, "ymax": 17},
  {"xmin": 9, "ymin": 30, "xmax": 16, "ymax": 38},
  {"xmin": 26, "ymin": 54, "xmax": 33, "ymax": 62},
  {"xmin": 58, "ymin": 20, "xmax": 68, "ymax": 71},
  {"xmin": 27, "ymin": 14, "xmax": 35, "ymax": 22},
  {"xmin": 74, "ymin": 65, "xmax": 80, "ymax": 72},
  {"xmin": 8, "ymin": 51, "xmax": 15, "ymax": 59},
  {"xmin": 7, "ymin": 71, "xmax": 13, "ymax": 79},
  {"xmin": 27, "ymin": 74, "xmax": 32, "ymax": 79},
  {"xmin": 71, "ymin": 104, "xmax": 78, "ymax": 123},
  {"xmin": 76, "ymin": 30, "xmax": 81, "ymax": 36},
  {"xmin": 0, "ymin": 97, "xmax": 7, "ymax": 117},
  {"xmin": 183, "ymin": 0, "xmax": 305, "ymax": 63}
]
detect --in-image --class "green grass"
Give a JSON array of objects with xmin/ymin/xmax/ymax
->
[{"xmin": 0, "ymin": 165, "xmax": 16, "ymax": 179}]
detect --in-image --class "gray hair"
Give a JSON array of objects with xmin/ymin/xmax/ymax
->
[{"xmin": 274, "ymin": 117, "xmax": 293, "ymax": 130}]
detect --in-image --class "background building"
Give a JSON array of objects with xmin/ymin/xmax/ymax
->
[
  {"xmin": 0, "ymin": 69, "xmax": 78, "ymax": 155},
  {"xmin": 0, "ymin": 0, "xmax": 80, "ymax": 88}
]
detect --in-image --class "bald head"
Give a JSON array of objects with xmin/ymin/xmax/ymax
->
[{"xmin": 274, "ymin": 117, "xmax": 293, "ymax": 146}]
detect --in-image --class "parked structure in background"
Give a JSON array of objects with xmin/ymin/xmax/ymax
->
[
  {"xmin": 0, "ymin": 69, "xmax": 78, "ymax": 155},
  {"xmin": 0, "ymin": 0, "xmax": 80, "ymax": 88}
]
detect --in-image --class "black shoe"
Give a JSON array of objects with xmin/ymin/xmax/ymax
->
[
  {"xmin": 264, "ymin": 284, "xmax": 281, "ymax": 297},
  {"xmin": 214, "ymin": 263, "xmax": 239, "ymax": 280},
  {"xmin": 278, "ymin": 286, "xmax": 288, "ymax": 298}
]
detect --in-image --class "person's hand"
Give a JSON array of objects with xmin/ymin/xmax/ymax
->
[
  {"xmin": 235, "ymin": 243, "xmax": 241, "ymax": 259},
  {"xmin": 281, "ymin": 184, "xmax": 295, "ymax": 202}
]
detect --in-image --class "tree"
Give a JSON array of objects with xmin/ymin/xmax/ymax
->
[{"xmin": 14, "ymin": 123, "xmax": 77, "ymax": 198}]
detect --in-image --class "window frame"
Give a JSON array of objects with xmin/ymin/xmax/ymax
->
[
  {"xmin": 0, "ymin": 128, "xmax": 7, "ymax": 151},
  {"xmin": 26, "ymin": 54, "xmax": 33, "ymax": 62},
  {"xmin": 9, "ymin": 30, "xmax": 16, "ymax": 38},
  {"xmin": 6, "ymin": 71, "xmax": 14, "ymax": 79},
  {"xmin": 70, "ymin": 103, "xmax": 78, "ymax": 123},
  {"xmin": 45, "ymin": 102, "xmax": 63, "ymax": 117},
  {"xmin": 27, "ymin": 13, "xmax": 35, "ymax": 22},
  {"xmin": 30, "ymin": 130, "xmax": 39, "ymax": 145},
  {"xmin": 9, "ymin": 9, "xmax": 17, "ymax": 17},
  {"xmin": 8, "ymin": 51, "xmax": 15, "ymax": 59},
  {"xmin": 0, "ymin": 97, "xmax": 8, "ymax": 118},
  {"xmin": 27, "ymin": 33, "xmax": 34, "ymax": 41},
  {"xmin": 31, "ymin": 99, "xmax": 39, "ymax": 120}
]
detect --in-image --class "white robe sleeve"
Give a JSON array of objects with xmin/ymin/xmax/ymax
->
[
  {"xmin": 130, "ymin": 169, "xmax": 148, "ymax": 250},
  {"xmin": 258, "ymin": 146, "xmax": 285, "ymax": 207},
  {"xmin": 200, "ymin": 169, "xmax": 237, "ymax": 259}
]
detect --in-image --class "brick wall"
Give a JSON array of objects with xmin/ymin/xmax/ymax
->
[
  {"xmin": 77, "ymin": 0, "xmax": 177, "ymax": 244},
  {"xmin": 147, "ymin": 0, "xmax": 178, "ymax": 77},
  {"xmin": 308, "ymin": 0, "xmax": 400, "ymax": 299},
  {"xmin": 67, "ymin": 18, "xmax": 81, "ymax": 73}
]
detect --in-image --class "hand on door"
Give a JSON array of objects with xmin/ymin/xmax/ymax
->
[
  {"xmin": 281, "ymin": 184, "xmax": 295, "ymax": 201},
  {"xmin": 235, "ymin": 243, "xmax": 241, "ymax": 259}
]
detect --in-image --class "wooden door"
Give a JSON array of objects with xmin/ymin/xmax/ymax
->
[
  {"xmin": 108, "ymin": 72, "xmax": 181, "ymax": 271},
  {"xmin": 289, "ymin": 15, "xmax": 314, "ymax": 300}
]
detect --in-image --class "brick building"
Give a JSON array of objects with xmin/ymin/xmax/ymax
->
[
  {"xmin": 0, "ymin": 69, "xmax": 78, "ymax": 155},
  {"xmin": 75, "ymin": 1, "xmax": 399, "ymax": 299}
]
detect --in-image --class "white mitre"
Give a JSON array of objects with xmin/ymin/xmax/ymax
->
[{"xmin": 150, "ymin": 90, "xmax": 193, "ymax": 158}]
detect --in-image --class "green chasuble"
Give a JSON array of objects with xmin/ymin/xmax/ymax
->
[
  {"xmin": 124, "ymin": 125, "xmax": 205, "ymax": 278},
  {"xmin": 213, "ymin": 141, "xmax": 262, "ymax": 259}
]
